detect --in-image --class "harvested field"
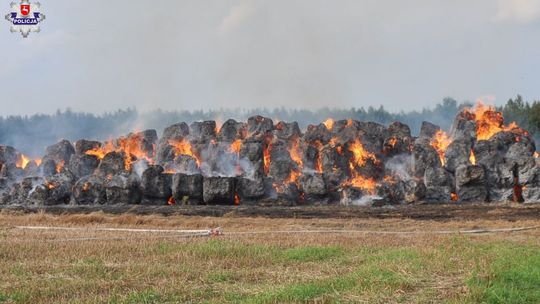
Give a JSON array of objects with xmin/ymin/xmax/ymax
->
[{"xmin": 1, "ymin": 205, "xmax": 540, "ymax": 303}]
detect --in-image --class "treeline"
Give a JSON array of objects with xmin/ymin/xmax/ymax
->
[{"xmin": 0, "ymin": 96, "xmax": 536, "ymax": 156}]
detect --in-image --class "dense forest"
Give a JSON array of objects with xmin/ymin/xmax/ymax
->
[{"xmin": 1, "ymin": 96, "xmax": 537, "ymax": 156}]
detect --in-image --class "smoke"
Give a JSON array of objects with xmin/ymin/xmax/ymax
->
[
  {"xmin": 0, "ymin": 99, "xmax": 468, "ymax": 157},
  {"xmin": 385, "ymin": 154, "xmax": 413, "ymax": 181},
  {"xmin": 2, "ymin": 1, "xmax": 539, "ymax": 117},
  {"xmin": 495, "ymin": 0, "xmax": 540, "ymax": 23}
]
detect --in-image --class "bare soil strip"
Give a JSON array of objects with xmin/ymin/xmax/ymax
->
[{"xmin": 2, "ymin": 202, "xmax": 540, "ymax": 221}]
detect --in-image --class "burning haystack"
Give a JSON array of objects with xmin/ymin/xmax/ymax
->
[{"xmin": 0, "ymin": 102, "xmax": 538, "ymax": 206}]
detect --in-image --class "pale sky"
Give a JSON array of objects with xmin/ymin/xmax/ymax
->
[{"xmin": 1, "ymin": 0, "xmax": 540, "ymax": 115}]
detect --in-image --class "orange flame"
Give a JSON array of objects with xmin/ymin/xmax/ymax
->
[
  {"xmin": 55, "ymin": 160, "xmax": 65, "ymax": 173},
  {"xmin": 286, "ymin": 169, "xmax": 301, "ymax": 184},
  {"xmin": 451, "ymin": 192, "xmax": 459, "ymax": 201},
  {"xmin": 169, "ymin": 139, "xmax": 200, "ymax": 166},
  {"xmin": 469, "ymin": 149, "xmax": 476, "ymax": 165},
  {"xmin": 167, "ymin": 196, "xmax": 176, "ymax": 206},
  {"xmin": 323, "ymin": 118, "xmax": 334, "ymax": 131},
  {"xmin": 312, "ymin": 140, "xmax": 324, "ymax": 173},
  {"xmin": 430, "ymin": 130, "xmax": 451, "ymax": 166},
  {"xmin": 388, "ymin": 137, "xmax": 398, "ymax": 148},
  {"xmin": 263, "ymin": 142, "xmax": 272, "ymax": 175},
  {"xmin": 286, "ymin": 139, "xmax": 303, "ymax": 184},
  {"xmin": 346, "ymin": 139, "xmax": 378, "ymax": 194},
  {"xmin": 289, "ymin": 139, "xmax": 303, "ymax": 169},
  {"xmin": 234, "ymin": 193, "xmax": 240, "ymax": 205},
  {"xmin": 16, "ymin": 154, "xmax": 31, "ymax": 169},
  {"xmin": 85, "ymin": 141, "xmax": 114, "ymax": 160},
  {"xmin": 466, "ymin": 101, "xmax": 520, "ymax": 140},
  {"xmin": 348, "ymin": 175, "xmax": 377, "ymax": 194},
  {"xmin": 230, "ymin": 139, "xmax": 242, "ymax": 154},
  {"xmin": 349, "ymin": 139, "xmax": 377, "ymax": 167},
  {"xmin": 85, "ymin": 134, "xmax": 155, "ymax": 171}
]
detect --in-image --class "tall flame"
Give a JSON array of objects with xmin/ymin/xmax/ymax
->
[
  {"xmin": 430, "ymin": 130, "xmax": 451, "ymax": 166},
  {"xmin": 349, "ymin": 139, "xmax": 377, "ymax": 167},
  {"xmin": 346, "ymin": 139, "xmax": 378, "ymax": 194},
  {"xmin": 263, "ymin": 142, "xmax": 271, "ymax": 175},
  {"xmin": 312, "ymin": 140, "xmax": 324, "ymax": 173},
  {"xmin": 285, "ymin": 139, "xmax": 303, "ymax": 184},
  {"xmin": 469, "ymin": 149, "xmax": 476, "ymax": 165},
  {"xmin": 466, "ymin": 101, "xmax": 519, "ymax": 140}
]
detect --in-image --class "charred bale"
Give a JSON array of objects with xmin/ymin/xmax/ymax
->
[
  {"xmin": 387, "ymin": 121, "xmax": 411, "ymax": 138},
  {"xmin": 376, "ymin": 182, "xmax": 405, "ymax": 205},
  {"xmin": 299, "ymin": 172, "xmax": 327, "ymax": 200},
  {"xmin": 301, "ymin": 142, "xmax": 321, "ymax": 172},
  {"xmin": 74, "ymin": 140, "xmax": 101, "ymax": 155},
  {"xmin": 38, "ymin": 158, "xmax": 57, "ymax": 177},
  {"xmin": 357, "ymin": 122, "xmax": 388, "ymax": 155},
  {"xmin": 424, "ymin": 167, "xmax": 455, "ymax": 202},
  {"xmin": 141, "ymin": 165, "xmax": 172, "ymax": 200},
  {"xmin": 265, "ymin": 180, "xmax": 301, "ymax": 204},
  {"xmin": 69, "ymin": 154, "xmax": 99, "ymax": 178},
  {"xmin": 235, "ymin": 177, "xmax": 265, "ymax": 202},
  {"xmin": 156, "ymin": 143, "xmax": 176, "ymax": 164},
  {"xmin": 172, "ymin": 173, "xmax": 203, "ymax": 204},
  {"xmin": 44, "ymin": 140, "xmax": 75, "ymax": 165},
  {"xmin": 333, "ymin": 120, "xmax": 361, "ymax": 144},
  {"xmin": 246, "ymin": 116, "xmax": 274, "ymax": 140},
  {"xmin": 105, "ymin": 173, "xmax": 141, "ymax": 204},
  {"xmin": 162, "ymin": 122, "xmax": 190, "ymax": 142},
  {"xmin": 455, "ymin": 164, "xmax": 487, "ymax": 202},
  {"xmin": 190, "ymin": 121, "xmax": 217, "ymax": 143},
  {"xmin": 444, "ymin": 139, "xmax": 472, "ymax": 173},
  {"xmin": 419, "ymin": 121, "xmax": 440, "ymax": 139},
  {"xmin": 0, "ymin": 146, "xmax": 17, "ymax": 167},
  {"xmin": 303, "ymin": 124, "xmax": 332, "ymax": 144},
  {"xmin": 9, "ymin": 176, "xmax": 44, "ymax": 203},
  {"xmin": 274, "ymin": 121, "xmax": 301, "ymax": 140},
  {"xmin": 171, "ymin": 154, "xmax": 200, "ymax": 174},
  {"xmin": 28, "ymin": 172, "xmax": 74, "ymax": 206},
  {"xmin": 268, "ymin": 139, "xmax": 297, "ymax": 182},
  {"xmin": 321, "ymin": 144, "xmax": 350, "ymax": 189},
  {"xmin": 97, "ymin": 151, "xmax": 127, "ymax": 177},
  {"xmin": 202, "ymin": 176, "xmax": 236, "ymax": 205},
  {"xmin": 218, "ymin": 119, "xmax": 246, "ymax": 142},
  {"xmin": 133, "ymin": 129, "xmax": 158, "ymax": 158},
  {"xmin": 72, "ymin": 175, "xmax": 106, "ymax": 205},
  {"xmin": 239, "ymin": 141, "xmax": 264, "ymax": 179},
  {"xmin": 403, "ymin": 178, "xmax": 426, "ymax": 203},
  {"xmin": 412, "ymin": 138, "xmax": 441, "ymax": 178},
  {"xmin": 450, "ymin": 110, "xmax": 476, "ymax": 142}
]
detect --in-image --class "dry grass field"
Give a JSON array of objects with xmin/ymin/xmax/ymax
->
[{"xmin": 1, "ymin": 207, "xmax": 540, "ymax": 303}]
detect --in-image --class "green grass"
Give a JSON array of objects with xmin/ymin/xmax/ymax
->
[
  {"xmin": 468, "ymin": 244, "xmax": 540, "ymax": 304},
  {"xmin": 282, "ymin": 246, "xmax": 344, "ymax": 262},
  {"xmin": 2, "ymin": 236, "xmax": 540, "ymax": 303}
]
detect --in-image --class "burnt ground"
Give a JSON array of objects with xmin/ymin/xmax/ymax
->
[{"xmin": 1, "ymin": 202, "xmax": 540, "ymax": 221}]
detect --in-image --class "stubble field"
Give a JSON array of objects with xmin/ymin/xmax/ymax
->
[{"xmin": 1, "ymin": 204, "xmax": 540, "ymax": 303}]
